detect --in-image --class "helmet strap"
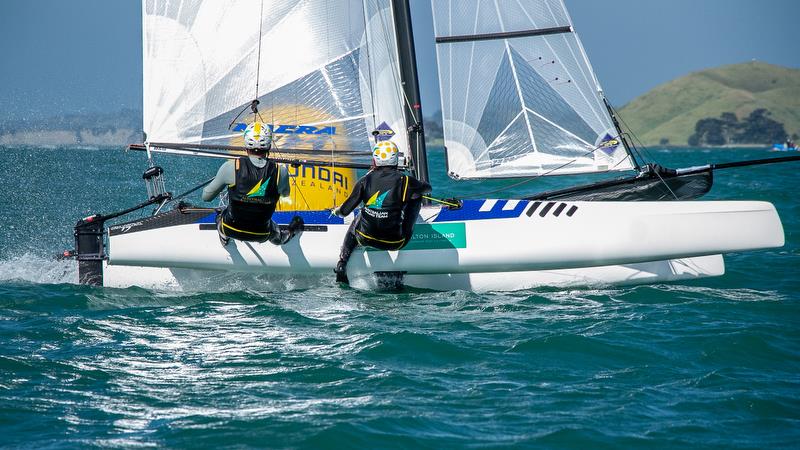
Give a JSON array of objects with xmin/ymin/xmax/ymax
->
[{"xmin": 248, "ymin": 147, "xmax": 269, "ymax": 157}]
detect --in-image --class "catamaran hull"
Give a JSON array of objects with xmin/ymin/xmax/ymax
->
[
  {"xmin": 101, "ymin": 254, "xmax": 724, "ymax": 292},
  {"xmin": 99, "ymin": 199, "xmax": 784, "ymax": 290}
]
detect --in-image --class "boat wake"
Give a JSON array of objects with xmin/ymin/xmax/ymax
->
[
  {"xmin": 0, "ymin": 253, "xmax": 77, "ymax": 285},
  {"xmin": 0, "ymin": 251, "xmax": 785, "ymax": 307}
]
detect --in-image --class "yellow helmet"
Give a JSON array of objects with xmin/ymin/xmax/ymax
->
[{"xmin": 372, "ymin": 140, "xmax": 399, "ymax": 167}]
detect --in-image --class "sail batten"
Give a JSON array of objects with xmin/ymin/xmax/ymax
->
[
  {"xmin": 432, "ymin": 0, "xmax": 634, "ymax": 179},
  {"xmin": 435, "ymin": 25, "xmax": 572, "ymax": 43}
]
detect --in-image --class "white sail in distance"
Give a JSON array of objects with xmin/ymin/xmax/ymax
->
[
  {"xmin": 142, "ymin": 0, "xmax": 408, "ymax": 167},
  {"xmin": 432, "ymin": 0, "xmax": 635, "ymax": 179}
]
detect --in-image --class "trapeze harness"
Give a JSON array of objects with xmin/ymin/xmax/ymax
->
[
  {"xmin": 355, "ymin": 170, "xmax": 414, "ymax": 250},
  {"xmin": 340, "ymin": 167, "xmax": 428, "ymax": 253},
  {"xmin": 219, "ymin": 157, "xmax": 281, "ymax": 242},
  {"xmin": 334, "ymin": 167, "xmax": 430, "ymax": 283}
]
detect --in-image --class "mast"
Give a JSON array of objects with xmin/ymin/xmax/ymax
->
[
  {"xmin": 603, "ymin": 96, "xmax": 641, "ymax": 171},
  {"xmin": 390, "ymin": 0, "xmax": 429, "ymax": 183}
]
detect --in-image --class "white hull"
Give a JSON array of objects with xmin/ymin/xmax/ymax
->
[
  {"xmin": 100, "ymin": 199, "xmax": 784, "ymax": 291},
  {"xmin": 102, "ymin": 254, "xmax": 724, "ymax": 292}
]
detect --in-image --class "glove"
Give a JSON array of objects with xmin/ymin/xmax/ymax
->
[{"xmin": 330, "ymin": 206, "xmax": 344, "ymax": 218}]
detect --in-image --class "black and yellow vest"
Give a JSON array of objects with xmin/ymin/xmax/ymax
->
[
  {"xmin": 222, "ymin": 157, "xmax": 280, "ymax": 237},
  {"xmin": 356, "ymin": 168, "xmax": 410, "ymax": 249}
]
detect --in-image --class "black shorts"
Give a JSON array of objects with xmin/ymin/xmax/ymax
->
[{"xmin": 217, "ymin": 213, "xmax": 277, "ymax": 243}]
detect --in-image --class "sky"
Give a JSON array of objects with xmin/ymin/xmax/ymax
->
[{"xmin": 0, "ymin": 0, "xmax": 798, "ymax": 122}]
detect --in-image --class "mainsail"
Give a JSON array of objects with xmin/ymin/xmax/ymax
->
[
  {"xmin": 432, "ymin": 0, "xmax": 635, "ymax": 179},
  {"xmin": 142, "ymin": 0, "xmax": 407, "ymax": 168}
]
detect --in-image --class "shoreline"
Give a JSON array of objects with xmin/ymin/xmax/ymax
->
[{"xmin": 0, "ymin": 133, "xmax": 781, "ymax": 152}]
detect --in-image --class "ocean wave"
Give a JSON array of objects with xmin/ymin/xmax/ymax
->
[{"xmin": 0, "ymin": 252, "xmax": 77, "ymax": 285}]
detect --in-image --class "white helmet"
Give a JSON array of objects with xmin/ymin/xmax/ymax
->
[
  {"xmin": 372, "ymin": 140, "xmax": 399, "ymax": 167},
  {"xmin": 243, "ymin": 122, "xmax": 272, "ymax": 151}
]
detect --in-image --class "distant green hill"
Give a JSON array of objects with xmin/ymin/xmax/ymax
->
[
  {"xmin": 618, "ymin": 62, "xmax": 800, "ymax": 146},
  {"xmin": 0, "ymin": 109, "xmax": 141, "ymax": 146}
]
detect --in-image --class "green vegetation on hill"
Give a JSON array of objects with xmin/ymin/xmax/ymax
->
[
  {"xmin": 618, "ymin": 62, "xmax": 800, "ymax": 146},
  {"xmin": 689, "ymin": 109, "xmax": 788, "ymax": 146}
]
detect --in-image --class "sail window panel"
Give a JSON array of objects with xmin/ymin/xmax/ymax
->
[
  {"xmin": 513, "ymin": 34, "xmax": 612, "ymax": 138},
  {"xmin": 527, "ymin": 112, "xmax": 594, "ymax": 159},
  {"xmin": 480, "ymin": 112, "xmax": 536, "ymax": 170},
  {"xmin": 474, "ymin": 47, "xmax": 524, "ymax": 153},
  {"xmin": 475, "ymin": 111, "xmax": 601, "ymax": 177},
  {"xmin": 432, "ymin": 0, "xmax": 570, "ymax": 38},
  {"xmin": 506, "ymin": 45, "xmax": 596, "ymax": 145}
]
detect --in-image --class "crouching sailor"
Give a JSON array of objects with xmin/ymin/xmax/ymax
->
[
  {"xmin": 331, "ymin": 140, "xmax": 431, "ymax": 284},
  {"xmin": 201, "ymin": 122, "xmax": 303, "ymax": 246}
]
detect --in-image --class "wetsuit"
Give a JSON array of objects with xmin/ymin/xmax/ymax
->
[
  {"xmin": 335, "ymin": 166, "xmax": 431, "ymax": 282},
  {"xmin": 202, "ymin": 155, "xmax": 300, "ymax": 245}
]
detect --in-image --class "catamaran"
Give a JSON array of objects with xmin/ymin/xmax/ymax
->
[{"xmin": 67, "ymin": 0, "xmax": 796, "ymax": 291}]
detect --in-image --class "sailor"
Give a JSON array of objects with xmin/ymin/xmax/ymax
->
[
  {"xmin": 331, "ymin": 140, "xmax": 431, "ymax": 284},
  {"xmin": 202, "ymin": 121, "xmax": 303, "ymax": 246}
]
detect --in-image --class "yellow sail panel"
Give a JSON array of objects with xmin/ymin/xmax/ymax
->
[
  {"xmin": 277, "ymin": 165, "xmax": 356, "ymax": 211},
  {"xmin": 229, "ymin": 104, "xmax": 364, "ymax": 210}
]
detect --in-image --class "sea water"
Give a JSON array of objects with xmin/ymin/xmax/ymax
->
[{"xmin": 0, "ymin": 146, "xmax": 798, "ymax": 448}]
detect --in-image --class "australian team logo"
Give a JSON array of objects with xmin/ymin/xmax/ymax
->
[
  {"xmin": 246, "ymin": 177, "xmax": 270, "ymax": 198},
  {"xmin": 365, "ymin": 190, "xmax": 389, "ymax": 209}
]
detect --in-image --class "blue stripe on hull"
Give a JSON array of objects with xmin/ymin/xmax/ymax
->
[
  {"xmin": 193, "ymin": 199, "xmax": 529, "ymax": 226},
  {"xmin": 432, "ymin": 199, "xmax": 528, "ymax": 222}
]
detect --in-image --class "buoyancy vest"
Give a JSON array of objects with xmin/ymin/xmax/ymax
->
[
  {"xmin": 222, "ymin": 157, "xmax": 280, "ymax": 236},
  {"xmin": 356, "ymin": 169, "xmax": 410, "ymax": 246}
]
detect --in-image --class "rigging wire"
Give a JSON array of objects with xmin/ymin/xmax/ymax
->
[
  {"xmin": 609, "ymin": 103, "xmax": 680, "ymax": 200},
  {"xmin": 328, "ymin": 0, "xmax": 337, "ymax": 207},
  {"xmin": 254, "ymin": 0, "xmax": 265, "ymax": 102},
  {"xmin": 228, "ymin": 0, "xmax": 266, "ymax": 131},
  {"xmin": 422, "ymin": 196, "xmax": 460, "ymax": 208},
  {"xmin": 290, "ymin": 170, "xmax": 313, "ymax": 210},
  {"xmin": 464, "ymin": 139, "xmax": 627, "ymax": 198},
  {"xmin": 610, "ymin": 102, "xmax": 659, "ymax": 168}
]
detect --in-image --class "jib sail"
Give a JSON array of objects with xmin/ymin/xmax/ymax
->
[{"xmin": 431, "ymin": 0, "xmax": 635, "ymax": 179}]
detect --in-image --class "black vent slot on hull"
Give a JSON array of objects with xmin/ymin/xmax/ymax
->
[
  {"xmin": 525, "ymin": 201, "xmax": 579, "ymax": 218},
  {"xmin": 539, "ymin": 202, "xmax": 556, "ymax": 217},
  {"xmin": 526, "ymin": 201, "xmax": 542, "ymax": 217}
]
